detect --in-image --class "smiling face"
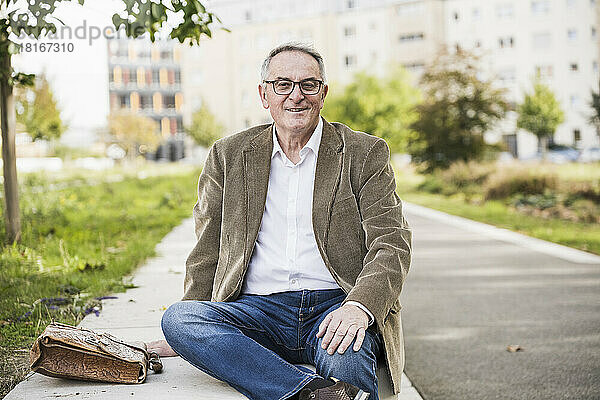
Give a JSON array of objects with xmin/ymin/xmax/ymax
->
[{"xmin": 259, "ymin": 50, "xmax": 328, "ymax": 137}]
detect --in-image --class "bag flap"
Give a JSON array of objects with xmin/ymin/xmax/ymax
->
[{"xmin": 37, "ymin": 323, "xmax": 147, "ymax": 364}]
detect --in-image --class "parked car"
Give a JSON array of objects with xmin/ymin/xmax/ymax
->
[
  {"xmin": 546, "ymin": 144, "xmax": 581, "ymax": 163},
  {"xmin": 578, "ymin": 146, "xmax": 600, "ymax": 163}
]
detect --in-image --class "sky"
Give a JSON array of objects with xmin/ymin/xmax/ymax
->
[{"xmin": 11, "ymin": 0, "xmax": 138, "ymax": 146}]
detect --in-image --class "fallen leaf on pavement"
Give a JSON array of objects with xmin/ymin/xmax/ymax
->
[{"xmin": 506, "ymin": 345, "xmax": 524, "ymax": 352}]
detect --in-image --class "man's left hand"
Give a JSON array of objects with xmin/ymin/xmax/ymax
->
[{"xmin": 316, "ymin": 303, "xmax": 369, "ymax": 355}]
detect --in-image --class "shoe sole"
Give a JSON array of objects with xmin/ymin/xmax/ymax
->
[{"xmin": 353, "ymin": 390, "xmax": 369, "ymax": 400}]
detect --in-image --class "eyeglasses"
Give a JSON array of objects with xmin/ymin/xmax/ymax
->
[{"xmin": 263, "ymin": 78, "xmax": 324, "ymax": 95}]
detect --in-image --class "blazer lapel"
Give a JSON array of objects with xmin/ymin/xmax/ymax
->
[
  {"xmin": 242, "ymin": 125, "xmax": 273, "ymax": 266},
  {"xmin": 312, "ymin": 120, "xmax": 344, "ymax": 255}
]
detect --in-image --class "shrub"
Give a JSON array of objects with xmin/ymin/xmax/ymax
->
[
  {"xmin": 484, "ymin": 168, "xmax": 558, "ymax": 200},
  {"xmin": 418, "ymin": 175, "xmax": 453, "ymax": 195},
  {"xmin": 564, "ymin": 181, "xmax": 600, "ymax": 204},
  {"xmin": 441, "ymin": 161, "xmax": 494, "ymax": 187}
]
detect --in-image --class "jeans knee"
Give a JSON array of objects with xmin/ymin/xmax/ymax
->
[{"xmin": 161, "ymin": 301, "xmax": 186, "ymax": 340}]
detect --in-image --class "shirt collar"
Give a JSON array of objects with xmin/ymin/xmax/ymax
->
[{"xmin": 272, "ymin": 117, "xmax": 323, "ymax": 160}]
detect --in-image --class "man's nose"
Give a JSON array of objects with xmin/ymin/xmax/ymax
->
[{"xmin": 287, "ymin": 83, "xmax": 305, "ymax": 102}]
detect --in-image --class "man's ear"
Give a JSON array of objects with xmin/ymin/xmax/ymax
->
[
  {"xmin": 258, "ymin": 83, "xmax": 269, "ymax": 109},
  {"xmin": 320, "ymin": 84, "xmax": 329, "ymax": 105}
]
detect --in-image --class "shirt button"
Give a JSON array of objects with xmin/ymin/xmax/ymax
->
[{"xmin": 291, "ymin": 279, "xmax": 297, "ymax": 284}]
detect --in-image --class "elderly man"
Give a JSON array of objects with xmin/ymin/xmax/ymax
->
[{"xmin": 160, "ymin": 43, "xmax": 412, "ymax": 400}]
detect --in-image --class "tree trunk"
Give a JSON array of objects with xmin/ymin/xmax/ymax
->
[
  {"xmin": 540, "ymin": 135, "xmax": 548, "ymax": 161},
  {"xmin": 1, "ymin": 49, "xmax": 21, "ymax": 243}
]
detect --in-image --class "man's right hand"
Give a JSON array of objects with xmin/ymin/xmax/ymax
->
[{"xmin": 146, "ymin": 339, "xmax": 178, "ymax": 357}]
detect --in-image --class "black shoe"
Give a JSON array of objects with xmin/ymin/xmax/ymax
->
[{"xmin": 297, "ymin": 379, "xmax": 369, "ymax": 400}]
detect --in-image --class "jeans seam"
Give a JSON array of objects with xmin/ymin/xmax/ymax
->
[{"xmin": 298, "ymin": 291, "xmax": 305, "ymax": 350}]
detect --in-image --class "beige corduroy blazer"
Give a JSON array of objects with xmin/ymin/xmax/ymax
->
[{"xmin": 182, "ymin": 118, "xmax": 412, "ymax": 393}]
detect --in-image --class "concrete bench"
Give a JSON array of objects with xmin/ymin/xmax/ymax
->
[{"xmin": 6, "ymin": 355, "xmax": 419, "ymax": 399}]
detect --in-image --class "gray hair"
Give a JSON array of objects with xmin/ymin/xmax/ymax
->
[{"xmin": 260, "ymin": 42, "xmax": 327, "ymax": 84}]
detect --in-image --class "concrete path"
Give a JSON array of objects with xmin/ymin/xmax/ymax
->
[
  {"xmin": 401, "ymin": 203, "xmax": 600, "ymax": 400},
  {"xmin": 5, "ymin": 218, "xmax": 422, "ymax": 400}
]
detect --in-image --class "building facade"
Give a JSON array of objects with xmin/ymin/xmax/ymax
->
[
  {"xmin": 180, "ymin": 0, "xmax": 446, "ymax": 135},
  {"xmin": 107, "ymin": 36, "xmax": 185, "ymax": 158},
  {"xmin": 182, "ymin": 0, "xmax": 599, "ymax": 158},
  {"xmin": 445, "ymin": 0, "xmax": 600, "ymax": 157}
]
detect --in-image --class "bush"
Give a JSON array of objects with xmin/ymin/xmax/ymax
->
[
  {"xmin": 418, "ymin": 175, "xmax": 452, "ymax": 195},
  {"xmin": 484, "ymin": 169, "xmax": 558, "ymax": 200},
  {"xmin": 564, "ymin": 181, "xmax": 600, "ymax": 204},
  {"xmin": 441, "ymin": 161, "xmax": 491, "ymax": 187}
]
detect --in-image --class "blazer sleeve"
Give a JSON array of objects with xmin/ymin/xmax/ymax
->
[
  {"xmin": 182, "ymin": 143, "xmax": 224, "ymax": 301},
  {"xmin": 342, "ymin": 138, "xmax": 412, "ymax": 329}
]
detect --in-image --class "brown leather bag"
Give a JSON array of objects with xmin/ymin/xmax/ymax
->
[{"xmin": 30, "ymin": 322, "xmax": 163, "ymax": 384}]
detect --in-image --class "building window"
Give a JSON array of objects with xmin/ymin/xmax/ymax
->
[
  {"xmin": 403, "ymin": 62, "xmax": 425, "ymax": 74},
  {"xmin": 472, "ymin": 8, "xmax": 481, "ymax": 20},
  {"xmin": 570, "ymin": 62, "xmax": 579, "ymax": 71},
  {"xmin": 174, "ymin": 70, "xmax": 181, "ymax": 84},
  {"xmin": 399, "ymin": 32, "xmax": 425, "ymax": 42},
  {"xmin": 346, "ymin": 0, "xmax": 356, "ymax": 9},
  {"xmin": 140, "ymin": 95, "xmax": 151, "ymax": 110},
  {"xmin": 532, "ymin": 32, "xmax": 552, "ymax": 49},
  {"xmin": 593, "ymin": 61, "xmax": 598, "ymax": 74},
  {"xmin": 119, "ymin": 95, "xmax": 129, "ymax": 109},
  {"xmin": 152, "ymin": 69, "xmax": 160, "ymax": 84},
  {"xmin": 496, "ymin": 3, "xmax": 515, "ymax": 18},
  {"xmin": 475, "ymin": 40, "xmax": 482, "ymax": 48},
  {"xmin": 592, "ymin": 27, "xmax": 597, "ymax": 39},
  {"xmin": 573, "ymin": 129, "xmax": 581, "ymax": 142},
  {"xmin": 535, "ymin": 65, "xmax": 554, "ymax": 78},
  {"xmin": 567, "ymin": 28, "xmax": 578, "ymax": 41},
  {"xmin": 453, "ymin": 11, "xmax": 460, "ymax": 21},
  {"xmin": 160, "ymin": 50, "xmax": 172, "ymax": 60},
  {"xmin": 344, "ymin": 55, "xmax": 357, "ymax": 68},
  {"xmin": 396, "ymin": 2, "xmax": 425, "ymax": 16},
  {"xmin": 531, "ymin": 0, "xmax": 550, "ymax": 15},
  {"xmin": 570, "ymin": 94, "xmax": 581, "ymax": 108},
  {"xmin": 109, "ymin": 70, "xmax": 114, "ymax": 83},
  {"xmin": 498, "ymin": 67, "xmax": 517, "ymax": 83},
  {"xmin": 499, "ymin": 36, "xmax": 515, "ymax": 48},
  {"xmin": 344, "ymin": 25, "xmax": 356, "ymax": 38},
  {"xmin": 163, "ymin": 95, "xmax": 176, "ymax": 109}
]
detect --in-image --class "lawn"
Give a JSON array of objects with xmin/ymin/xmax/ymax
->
[
  {"xmin": 0, "ymin": 165, "xmax": 200, "ymax": 397},
  {"xmin": 394, "ymin": 162, "xmax": 600, "ymax": 255}
]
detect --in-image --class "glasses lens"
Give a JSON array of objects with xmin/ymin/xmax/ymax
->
[
  {"xmin": 274, "ymin": 80, "xmax": 293, "ymax": 94},
  {"xmin": 300, "ymin": 80, "xmax": 320, "ymax": 94}
]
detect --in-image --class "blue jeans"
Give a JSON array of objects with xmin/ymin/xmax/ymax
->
[{"xmin": 161, "ymin": 289, "xmax": 382, "ymax": 400}]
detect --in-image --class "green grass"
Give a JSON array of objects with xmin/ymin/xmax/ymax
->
[
  {"xmin": 0, "ymin": 166, "xmax": 200, "ymax": 397},
  {"xmin": 395, "ymin": 164, "xmax": 600, "ymax": 255},
  {"xmin": 401, "ymin": 191, "xmax": 600, "ymax": 254}
]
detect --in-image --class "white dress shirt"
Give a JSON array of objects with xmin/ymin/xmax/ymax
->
[{"xmin": 241, "ymin": 118, "xmax": 374, "ymax": 325}]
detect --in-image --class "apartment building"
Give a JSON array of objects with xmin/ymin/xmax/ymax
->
[
  {"xmin": 107, "ymin": 37, "xmax": 185, "ymax": 159},
  {"xmin": 180, "ymin": 0, "xmax": 446, "ymax": 134},
  {"xmin": 445, "ymin": 0, "xmax": 599, "ymax": 157}
]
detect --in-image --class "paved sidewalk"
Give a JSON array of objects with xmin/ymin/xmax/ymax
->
[
  {"xmin": 401, "ymin": 203, "xmax": 600, "ymax": 400},
  {"xmin": 5, "ymin": 218, "xmax": 422, "ymax": 400}
]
